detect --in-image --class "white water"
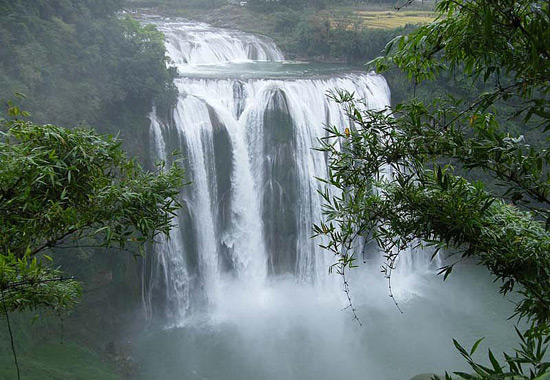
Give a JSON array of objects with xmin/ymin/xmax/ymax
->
[
  {"xmin": 140, "ymin": 19, "xmax": 517, "ymax": 380},
  {"xmin": 160, "ymin": 20, "xmax": 283, "ymax": 70},
  {"xmin": 146, "ymin": 19, "xmax": 395, "ymax": 321}
]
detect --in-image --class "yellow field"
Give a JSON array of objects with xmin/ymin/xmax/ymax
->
[{"xmin": 329, "ymin": 10, "xmax": 434, "ymax": 30}]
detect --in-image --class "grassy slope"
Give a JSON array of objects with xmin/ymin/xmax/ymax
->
[
  {"xmin": 0, "ymin": 313, "xmax": 123, "ymax": 380},
  {"xmin": 329, "ymin": 10, "xmax": 433, "ymax": 29},
  {"xmin": 0, "ymin": 343, "xmax": 122, "ymax": 380}
]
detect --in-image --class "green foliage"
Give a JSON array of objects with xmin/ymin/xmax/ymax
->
[
  {"xmin": 248, "ymin": 0, "xmax": 324, "ymax": 11},
  {"xmin": 271, "ymin": 8, "xmax": 302, "ymax": 34},
  {"xmin": 315, "ymin": 0, "xmax": 550, "ymax": 378},
  {"xmin": 0, "ymin": 0, "xmax": 176, "ymax": 139},
  {"xmin": 127, "ymin": 0, "xmax": 225, "ymax": 9},
  {"xmin": 247, "ymin": 0, "xmax": 393, "ymax": 12},
  {"xmin": 371, "ymin": 0, "xmax": 549, "ymax": 130},
  {"xmin": 277, "ymin": 12, "xmax": 418, "ymax": 63},
  {"xmin": 0, "ymin": 113, "xmax": 184, "ymax": 314},
  {"xmin": 433, "ymin": 328, "xmax": 550, "ymax": 380},
  {"xmin": 316, "ymin": 99, "xmax": 550, "ymax": 324}
]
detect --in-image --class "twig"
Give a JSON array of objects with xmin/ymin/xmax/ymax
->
[
  {"xmin": 386, "ymin": 267, "xmax": 404, "ymax": 314},
  {"xmin": 394, "ymin": 0, "xmax": 415, "ymax": 11},
  {"xmin": 4, "ymin": 276, "xmax": 75, "ymax": 290},
  {"xmin": 382, "ymin": 250, "xmax": 404, "ymax": 314},
  {"xmin": 30, "ymin": 228, "xmax": 79, "ymax": 256},
  {"xmin": 341, "ymin": 267, "xmax": 363, "ymax": 326},
  {"xmin": 1, "ymin": 292, "xmax": 21, "ymax": 380}
]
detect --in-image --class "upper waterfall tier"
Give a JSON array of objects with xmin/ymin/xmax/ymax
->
[{"xmin": 149, "ymin": 19, "xmax": 284, "ymax": 71}]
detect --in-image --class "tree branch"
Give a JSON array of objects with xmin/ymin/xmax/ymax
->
[{"xmin": 1, "ymin": 292, "xmax": 20, "ymax": 380}]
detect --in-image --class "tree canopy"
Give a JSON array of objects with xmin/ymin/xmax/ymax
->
[
  {"xmin": 0, "ymin": 0, "xmax": 177, "ymax": 146},
  {"xmin": 0, "ymin": 107, "xmax": 184, "ymax": 314},
  {"xmin": 316, "ymin": 0, "xmax": 550, "ymax": 377}
]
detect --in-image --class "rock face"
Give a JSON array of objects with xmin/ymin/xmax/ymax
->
[{"xmin": 262, "ymin": 90, "xmax": 298, "ymax": 275}]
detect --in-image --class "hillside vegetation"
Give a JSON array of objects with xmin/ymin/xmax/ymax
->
[
  {"xmin": 0, "ymin": 2, "xmax": 181, "ymax": 377},
  {"xmin": 127, "ymin": 0, "xmax": 433, "ymax": 64},
  {"xmin": 0, "ymin": 0, "xmax": 176, "ymax": 154}
]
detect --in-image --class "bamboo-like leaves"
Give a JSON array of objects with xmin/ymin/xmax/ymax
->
[{"xmin": 0, "ymin": 119, "xmax": 184, "ymax": 313}]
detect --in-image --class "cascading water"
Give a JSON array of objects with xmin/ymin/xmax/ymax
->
[
  {"xmin": 145, "ymin": 19, "xmax": 392, "ymax": 323},
  {"xmin": 138, "ymin": 18, "xmax": 517, "ymax": 380},
  {"xmin": 161, "ymin": 20, "xmax": 284, "ymax": 66}
]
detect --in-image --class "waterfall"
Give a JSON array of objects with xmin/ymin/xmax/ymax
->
[
  {"xmin": 144, "ymin": 19, "xmax": 392, "ymax": 325},
  {"xmin": 159, "ymin": 20, "xmax": 284, "ymax": 71},
  {"xmin": 133, "ymin": 19, "xmax": 518, "ymax": 380}
]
